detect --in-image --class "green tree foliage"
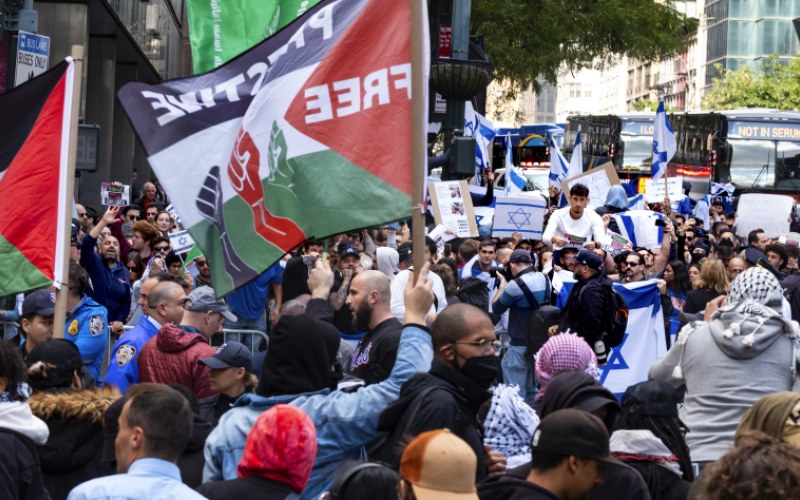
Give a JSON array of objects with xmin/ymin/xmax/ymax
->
[
  {"xmin": 702, "ymin": 55, "xmax": 800, "ymax": 110},
  {"xmin": 469, "ymin": 0, "xmax": 697, "ymax": 90},
  {"xmin": 631, "ymin": 98, "xmax": 678, "ymax": 112}
]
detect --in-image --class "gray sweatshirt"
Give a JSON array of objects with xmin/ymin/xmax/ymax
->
[{"xmin": 649, "ymin": 299, "xmax": 800, "ymax": 462}]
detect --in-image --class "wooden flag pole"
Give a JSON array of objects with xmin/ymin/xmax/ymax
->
[
  {"xmin": 53, "ymin": 45, "xmax": 84, "ymax": 338},
  {"xmin": 410, "ymin": 0, "xmax": 426, "ymax": 283}
]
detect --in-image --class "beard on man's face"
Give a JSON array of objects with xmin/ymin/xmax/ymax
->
[{"xmin": 351, "ymin": 300, "xmax": 372, "ymax": 331}]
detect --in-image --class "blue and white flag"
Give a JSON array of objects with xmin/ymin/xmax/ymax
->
[
  {"xmin": 555, "ymin": 280, "xmax": 667, "ymax": 397},
  {"xmin": 492, "ymin": 196, "xmax": 546, "ymax": 238},
  {"xmin": 710, "ymin": 182, "xmax": 735, "ymax": 197},
  {"xmin": 464, "ymin": 101, "xmax": 496, "ymax": 174},
  {"xmin": 694, "ymin": 194, "xmax": 711, "ymax": 230},
  {"xmin": 651, "ymin": 100, "xmax": 676, "ymax": 181},
  {"xmin": 169, "ymin": 229, "xmax": 195, "ymax": 254},
  {"xmin": 627, "ymin": 194, "xmax": 646, "ymax": 210},
  {"xmin": 165, "ymin": 203, "xmax": 182, "ymax": 226},
  {"xmin": 505, "ymin": 137, "xmax": 525, "ymax": 195},
  {"xmin": 612, "ymin": 210, "xmax": 666, "ymax": 249},
  {"xmin": 567, "ymin": 125, "xmax": 583, "ymax": 180},
  {"xmin": 549, "ymin": 136, "xmax": 570, "ymax": 187}
]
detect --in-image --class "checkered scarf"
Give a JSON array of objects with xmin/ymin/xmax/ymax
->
[
  {"xmin": 483, "ymin": 384, "xmax": 540, "ymax": 469},
  {"xmin": 727, "ymin": 267, "xmax": 784, "ymax": 312},
  {"xmin": 535, "ymin": 333, "xmax": 599, "ymax": 402}
]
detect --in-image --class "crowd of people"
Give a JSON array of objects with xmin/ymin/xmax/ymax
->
[{"xmin": 1, "ymin": 173, "xmax": 800, "ymax": 500}]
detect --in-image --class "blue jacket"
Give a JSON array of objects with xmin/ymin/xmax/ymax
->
[
  {"xmin": 80, "ymin": 234, "xmax": 131, "ymax": 323},
  {"xmin": 225, "ymin": 263, "xmax": 283, "ymax": 320},
  {"xmin": 492, "ymin": 268, "xmax": 551, "ymax": 346},
  {"xmin": 65, "ymin": 295, "xmax": 109, "ymax": 381},
  {"xmin": 104, "ymin": 316, "xmax": 160, "ymax": 393},
  {"xmin": 203, "ymin": 325, "xmax": 433, "ymax": 499}
]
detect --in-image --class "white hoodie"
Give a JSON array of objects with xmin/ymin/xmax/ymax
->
[{"xmin": 0, "ymin": 401, "xmax": 49, "ymax": 445}]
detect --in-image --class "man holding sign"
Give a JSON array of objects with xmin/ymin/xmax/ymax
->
[{"xmin": 542, "ymin": 183, "xmax": 605, "ymax": 252}]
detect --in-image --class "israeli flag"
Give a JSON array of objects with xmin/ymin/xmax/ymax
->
[
  {"xmin": 549, "ymin": 136, "xmax": 570, "ymax": 187},
  {"xmin": 465, "ymin": 102, "xmax": 497, "ymax": 174},
  {"xmin": 628, "ymin": 194, "xmax": 646, "ymax": 210},
  {"xmin": 165, "ymin": 203, "xmax": 182, "ymax": 226},
  {"xmin": 169, "ymin": 230, "xmax": 195, "ymax": 254},
  {"xmin": 710, "ymin": 182, "xmax": 735, "ymax": 197},
  {"xmin": 612, "ymin": 210, "xmax": 666, "ymax": 249},
  {"xmin": 651, "ymin": 100, "xmax": 676, "ymax": 181},
  {"xmin": 567, "ymin": 125, "xmax": 583, "ymax": 180},
  {"xmin": 505, "ymin": 137, "xmax": 526, "ymax": 195},
  {"xmin": 555, "ymin": 280, "xmax": 667, "ymax": 397},
  {"xmin": 694, "ymin": 195, "xmax": 711, "ymax": 230}
]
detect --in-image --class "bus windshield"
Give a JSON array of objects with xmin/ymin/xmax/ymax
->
[
  {"xmin": 621, "ymin": 135, "xmax": 652, "ymax": 170},
  {"xmin": 727, "ymin": 139, "xmax": 775, "ymax": 188},
  {"xmin": 776, "ymin": 141, "xmax": 800, "ymax": 190}
]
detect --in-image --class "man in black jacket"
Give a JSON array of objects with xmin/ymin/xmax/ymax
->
[
  {"xmin": 375, "ymin": 303, "xmax": 506, "ymax": 481},
  {"xmin": 551, "ymin": 250, "xmax": 612, "ymax": 364}
]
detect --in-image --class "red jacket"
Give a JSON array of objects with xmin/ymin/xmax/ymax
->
[{"xmin": 138, "ymin": 323, "xmax": 215, "ymax": 398}]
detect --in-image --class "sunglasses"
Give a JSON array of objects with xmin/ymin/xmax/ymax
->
[
  {"xmin": 625, "ymin": 261, "xmax": 641, "ymax": 266},
  {"xmin": 155, "ymin": 245, "xmax": 170, "ymax": 251},
  {"xmin": 195, "ymin": 260, "xmax": 209, "ymax": 267},
  {"xmin": 78, "ymin": 213, "xmax": 88, "ymax": 218},
  {"xmin": 127, "ymin": 267, "xmax": 138, "ymax": 272},
  {"xmin": 128, "ymin": 215, "xmax": 141, "ymax": 221}
]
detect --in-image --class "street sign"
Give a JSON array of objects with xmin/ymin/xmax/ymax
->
[{"xmin": 15, "ymin": 31, "xmax": 50, "ymax": 87}]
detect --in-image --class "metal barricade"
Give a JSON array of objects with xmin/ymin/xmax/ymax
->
[{"xmin": 217, "ymin": 329, "xmax": 269, "ymax": 353}]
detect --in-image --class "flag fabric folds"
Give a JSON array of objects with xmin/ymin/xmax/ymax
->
[
  {"xmin": 567, "ymin": 125, "xmax": 583, "ymax": 180},
  {"xmin": 556, "ymin": 280, "xmax": 667, "ymax": 397},
  {"xmin": 187, "ymin": 0, "xmax": 321, "ymax": 73},
  {"xmin": 505, "ymin": 137, "xmax": 525, "ymax": 195},
  {"xmin": 0, "ymin": 60, "xmax": 74, "ymax": 296},
  {"xmin": 651, "ymin": 100, "xmax": 676, "ymax": 181},
  {"xmin": 549, "ymin": 136, "xmax": 570, "ymax": 187},
  {"xmin": 464, "ymin": 101, "xmax": 496, "ymax": 174},
  {"xmin": 119, "ymin": 0, "xmax": 424, "ymax": 296},
  {"xmin": 612, "ymin": 210, "xmax": 666, "ymax": 249}
]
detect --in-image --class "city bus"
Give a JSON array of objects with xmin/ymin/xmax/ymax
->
[
  {"xmin": 492, "ymin": 123, "xmax": 564, "ymax": 169},
  {"xmin": 565, "ymin": 110, "xmax": 800, "ymax": 197}
]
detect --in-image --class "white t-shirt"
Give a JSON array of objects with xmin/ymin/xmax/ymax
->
[
  {"xmin": 390, "ymin": 268, "xmax": 447, "ymax": 321},
  {"xmin": 542, "ymin": 206, "xmax": 606, "ymax": 250}
]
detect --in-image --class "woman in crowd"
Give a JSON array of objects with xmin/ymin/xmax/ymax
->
[
  {"xmin": 687, "ymin": 263, "xmax": 701, "ymax": 289},
  {"xmin": 125, "ymin": 251, "xmax": 144, "ymax": 284},
  {"xmin": 683, "ymin": 260, "xmax": 728, "ymax": 315},
  {"xmin": 650, "ymin": 267, "xmax": 800, "ymax": 466},
  {"xmin": 534, "ymin": 333, "xmax": 599, "ymax": 405},
  {"xmin": 198, "ymin": 342, "xmax": 258, "ymax": 427},
  {"xmin": 154, "ymin": 210, "xmax": 175, "ymax": 237},
  {"xmin": 611, "ymin": 380, "xmax": 693, "ymax": 500},
  {"xmin": 663, "ymin": 261, "xmax": 691, "ymax": 313},
  {"xmin": 736, "ymin": 392, "xmax": 800, "ymax": 448}
]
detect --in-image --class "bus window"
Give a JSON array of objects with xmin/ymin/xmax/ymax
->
[
  {"xmin": 776, "ymin": 141, "xmax": 800, "ymax": 189},
  {"xmin": 727, "ymin": 139, "xmax": 776, "ymax": 188},
  {"xmin": 620, "ymin": 135, "xmax": 652, "ymax": 170}
]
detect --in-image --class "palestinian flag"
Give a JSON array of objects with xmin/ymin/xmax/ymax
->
[
  {"xmin": 0, "ymin": 60, "xmax": 74, "ymax": 296},
  {"xmin": 119, "ymin": 0, "xmax": 427, "ymax": 296}
]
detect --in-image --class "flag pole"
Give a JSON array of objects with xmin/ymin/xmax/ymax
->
[
  {"xmin": 410, "ymin": 0, "xmax": 426, "ymax": 282},
  {"xmin": 53, "ymin": 45, "xmax": 83, "ymax": 339}
]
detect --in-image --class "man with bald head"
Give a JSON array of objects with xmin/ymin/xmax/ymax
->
[
  {"xmin": 346, "ymin": 270, "xmax": 402, "ymax": 385},
  {"xmin": 105, "ymin": 278, "xmax": 185, "ymax": 392},
  {"xmin": 727, "ymin": 256, "xmax": 746, "ymax": 282}
]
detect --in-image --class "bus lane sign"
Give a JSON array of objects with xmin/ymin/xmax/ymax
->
[{"xmin": 15, "ymin": 31, "xmax": 51, "ymax": 87}]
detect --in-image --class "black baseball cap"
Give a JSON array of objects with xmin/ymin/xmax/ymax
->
[
  {"xmin": 338, "ymin": 244, "xmax": 360, "ymax": 260},
  {"xmin": 509, "ymin": 249, "xmax": 533, "ymax": 264},
  {"xmin": 22, "ymin": 290, "xmax": 56, "ymax": 317},
  {"xmin": 568, "ymin": 249, "xmax": 602, "ymax": 270},
  {"xmin": 27, "ymin": 339, "xmax": 82, "ymax": 372},
  {"xmin": 199, "ymin": 341, "xmax": 252, "ymax": 370},
  {"xmin": 531, "ymin": 408, "xmax": 625, "ymax": 467},
  {"xmin": 621, "ymin": 380, "xmax": 680, "ymax": 418},
  {"xmin": 397, "ymin": 242, "xmax": 413, "ymax": 264}
]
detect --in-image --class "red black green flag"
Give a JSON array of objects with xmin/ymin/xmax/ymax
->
[
  {"xmin": 0, "ymin": 60, "xmax": 74, "ymax": 296},
  {"xmin": 119, "ymin": 0, "xmax": 427, "ymax": 296}
]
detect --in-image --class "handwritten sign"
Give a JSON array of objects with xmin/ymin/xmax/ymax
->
[
  {"xmin": 428, "ymin": 180, "xmax": 479, "ymax": 238},
  {"xmin": 643, "ymin": 175, "xmax": 684, "ymax": 203},
  {"xmin": 561, "ymin": 162, "xmax": 621, "ymax": 209},
  {"xmin": 100, "ymin": 183, "xmax": 130, "ymax": 207},
  {"xmin": 492, "ymin": 196, "xmax": 546, "ymax": 238},
  {"xmin": 736, "ymin": 193, "xmax": 794, "ymax": 239}
]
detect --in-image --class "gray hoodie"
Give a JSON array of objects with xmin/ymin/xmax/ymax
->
[{"xmin": 649, "ymin": 299, "xmax": 800, "ymax": 462}]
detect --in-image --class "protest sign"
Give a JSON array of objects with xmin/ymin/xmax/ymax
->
[
  {"xmin": 492, "ymin": 196, "xmax": 546, "ymax": 238},
  {"xmin": 643, "ymin": 175, "xmax": 684, "ymax": 203},
  {"xmin": 603, "ymin": 230, "xmax": 630, "ymax": 256},
  {"xmin": 100, "ymin": 183, "xmax": 130, "ymax": 207},
  {"xmin": 561, "ymin": 162, "xmax": 620, "ymax": 209},
  {"xmin": 779, "ymin": 232, "xmax": 800, "ymax": 248},
  {"xmin": 736, "ymin": 194, "xmax": 794, "ymax": 239},
  {"xmin": 428, "ymin": 224, "xmax": 456, "ymax": 255},
  {"xmin": 428, "ymin": 180, "xmax": 479, "ymax": 237}
]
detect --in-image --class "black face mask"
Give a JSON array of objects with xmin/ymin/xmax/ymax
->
[
  {"xmin": 691, "ymin": 252, "xmax": 705, "ymax": 264},
  {"xmin": 459, "ymin": 355, "xmax": 499, "ymax": 390}
]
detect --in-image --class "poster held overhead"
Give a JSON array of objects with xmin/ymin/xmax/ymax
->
[
  {"xmin": 560, "ymin": 162, "xmax": 621, "ymax": 210},
  {"xmin": 428, "ymin": 180, "xmax": 479, "ymax": 238},
  {"xmin": 492, "ymin": 196, "xmax": 546, "ymax": 238}
]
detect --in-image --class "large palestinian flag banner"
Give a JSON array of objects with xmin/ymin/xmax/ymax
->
[
  {"xmin": 0, "ymin": 60, "xmax": 74, "ymax": 296},
  {"xmin": 119, "ymin": 0, "xmax": 425, "ymax": 296}
]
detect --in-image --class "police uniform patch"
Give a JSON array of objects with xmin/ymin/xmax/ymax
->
[
  {"xmin": 67, "ymin": 319, "xmax": 79, "ymax": 336},
  {"xmin": 116, "ymin": 345, "xmax": 136, "ymax": 367},
  {"xmin": 89, "ymin": 315, "xmax": 106, "ymax": 336}
]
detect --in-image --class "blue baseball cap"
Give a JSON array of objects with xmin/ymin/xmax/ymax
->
[{"xmin": 199, "ymin": 341, "xmax": 252, "ymax": 369}]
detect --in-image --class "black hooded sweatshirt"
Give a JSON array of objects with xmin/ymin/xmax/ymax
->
[{"xmin": 375, "ymin": 359, "xmax": 491, "ymax": 480}]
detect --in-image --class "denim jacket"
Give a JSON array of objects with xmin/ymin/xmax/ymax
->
[{"xmin": 203, "ymin": 325, "xmax": 432, "ymax": 499}]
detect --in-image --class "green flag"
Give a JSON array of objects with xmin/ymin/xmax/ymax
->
[{"xmin": 187, "ymin": 0, "xmax": 320, "ymax": 74}]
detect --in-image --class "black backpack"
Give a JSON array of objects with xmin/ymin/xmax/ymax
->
[
  {"xmin": 576, "ymin": 282, "xmax": 629, "ymax": 348},
  {"xmin": 457, "ymin": 277, "xmax": 490, "ymax": 312}
]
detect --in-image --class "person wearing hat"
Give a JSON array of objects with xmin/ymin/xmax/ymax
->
[
  {"xmin": 492, "ymin": 249, "xmax": 551, "ymax": 403},
  {"xmin": 139, "ymin": 286, "xmax": 237, "ymax": 399},
  {"xmin": 551, "ymin": 249, "xmax": 614, "ymax": 363},
  {"xmin": 478, "ymin": 409, "xmax": 623, "ymax": 500},
  {"xmin": 63, "ymin": 262, "xmax": 110, "ymax": 382},
  {"xmin": 610, "ymin": 380, "xmax": 693, "ymax": 500},
  {"xmin": 399, "ymin": 429, "xmax": 479, "ymax": 500},
  {"xmin": 197, "ymin": 341, "xmax": 257, "ymax": 427},
  {"xmin": 18, "ymin": 289, "xmax": 56, "ymax": 364},
  {"xmin": 328, "ymin": 243, "xmax": 366, "ymax": 341},
  {"xmin": 26, "ymin": 339, "xmax": 120, "ymax": 498}
]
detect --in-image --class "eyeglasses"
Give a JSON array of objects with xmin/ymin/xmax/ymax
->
[
  {"xmin": 625, "ymin": 261, "xmax": 641, "ymax": 266},
  {"xmin": 155, "ymin": 245, "xmax": 170, "ymax": 252},
  {"xmin": 195, "ymin": 260, "xmax": 209, "ymax": 267},
  {"xmin": 128, "ymin": 215, "xmax": 140, "ymax": 221},
  {"xmin": 78, "ymin": 213, "xmax": 87, "ymax": 218},
  {"xmin": 453, "ymin": 339, "xmax": 502, "ymax": 354},
  {"xmin": 127, "ymin": 267, "xmax": 138, "ymax": 272}
]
